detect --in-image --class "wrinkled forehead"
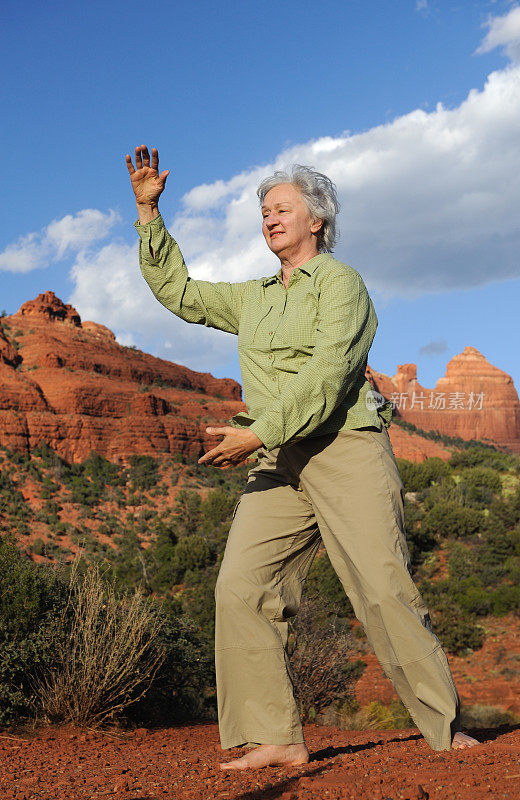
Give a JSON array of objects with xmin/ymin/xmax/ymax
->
[{"xmin": 261, "ymin": 183, "xmax": 305, "ymax": 210}]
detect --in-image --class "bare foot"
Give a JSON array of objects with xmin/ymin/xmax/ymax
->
[
  {"xmin": 219, "ymin": 742, "xmax": 309, "ymax": 770},
  {"xmin": 451, "ymin": 731, "xmax": 480, "ymax": 750}
]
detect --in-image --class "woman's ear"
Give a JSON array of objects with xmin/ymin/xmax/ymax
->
[{"xmin": 310, "ymin": 218, "xmax": 324, "ymax": 234}]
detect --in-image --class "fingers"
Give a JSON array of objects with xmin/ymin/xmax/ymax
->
[
  {"xmin": 159, "ymin": 169, "xmax": 170, "ymax": 187},
  {"xmin": 131, "ymin": 145, "xmax": 163, "ymax": 175},
  {"xmin": 141, "ymin": 144, "xmax": 150, "ymax": 167}
]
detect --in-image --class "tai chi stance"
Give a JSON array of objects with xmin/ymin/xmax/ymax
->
[{"xmin": 126, "ymin": 145, "xmax": 479, "ymax": 769}]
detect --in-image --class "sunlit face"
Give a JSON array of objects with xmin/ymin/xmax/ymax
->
[{"xmin": 261, "ymin": 183, "xmax": 322, "ymax": 258}]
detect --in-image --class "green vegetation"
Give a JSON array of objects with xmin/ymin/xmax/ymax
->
[
  {"xmin": 1, "ymin": 434, "xmax": 520, "ymax": 730},
  {"xmin": 0, "ymin": 536, "xmax": 213, "ymax": 729}
]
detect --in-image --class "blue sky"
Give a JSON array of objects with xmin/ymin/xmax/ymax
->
[{"xmin": 1, "ymin": 0, "xmax": 519, "ymax": 395}]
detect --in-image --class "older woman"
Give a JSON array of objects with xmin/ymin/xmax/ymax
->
[{"xmin": 125, "ymin": 145, "xmax": 479, "ymax": 769}]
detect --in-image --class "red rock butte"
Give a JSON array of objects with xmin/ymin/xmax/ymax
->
[
  {"xmin": 0, "ymin": 291, "xmax": 519, "ymax": 462},
  {"xmin": 366, "ymin": 345, "xmax": 520, "ymax": 454},
  {"xmin": 0, "ymin": 291, "xmax": 244, "ymax": 463}
]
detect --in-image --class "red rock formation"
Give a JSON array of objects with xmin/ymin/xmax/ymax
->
[
  {"xmin": 1, "ymin": 292, "xmax": 517, "ymax": 463},
  {"xmin": 0, "ymin": 293, "xmax": 244, "ymax": 463},
  {"xmin": 15, "ymin": 290, "xmax": 81, "ymax": 326},
  {"xmin": 366, "ymin": 346, "xmax": 520, "ymax": 454}
]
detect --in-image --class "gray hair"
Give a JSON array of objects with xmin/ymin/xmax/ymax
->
[{"xmin": 256, "ymin": 164, "xmax": 340, "ymax": 253}]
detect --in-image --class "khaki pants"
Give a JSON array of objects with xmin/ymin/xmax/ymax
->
[{"xmin": 214, "ymin": 425, "xmax": 460, "ymax": 751}]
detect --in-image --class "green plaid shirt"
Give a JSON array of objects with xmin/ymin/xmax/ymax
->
[{"xmin": 135, "ymin": 214, "xmax": 393, "ymax": 451}]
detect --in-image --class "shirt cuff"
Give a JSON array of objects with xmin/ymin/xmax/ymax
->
[
  {"xmin": 248, "ymin": 418, "xmax": 282, "ymax": 451},
  {"xmin": 134, "ymin": 213, "xmax": 165, "ymax": 237}
]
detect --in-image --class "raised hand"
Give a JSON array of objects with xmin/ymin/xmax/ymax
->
[{"xmin": 125, "ymin": 145, "xmax": 169, "ymax": 210}]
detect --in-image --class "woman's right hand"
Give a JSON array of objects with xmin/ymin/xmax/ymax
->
[{"xmin": 125, "ymin": 145, "xmax": 169, "ymax": 219}]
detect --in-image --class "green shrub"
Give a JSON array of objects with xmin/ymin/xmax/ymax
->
[
  {"xmin": 396, "ymin": 457, "xmax": 451, "ymax": 493},
  {"xmin": 305, "ymin": 549, "xmax": 354, "ymax": 618},
  {"xmin": 420, "ymin": 501, "xmax": 483, "ymax": 540},
  {"xmin": 489, "ymin": 584, "xmax": 520, "ymax": 616},
  {"xmin": 128, "ymin": 455, "xmax": 159, "ymax": 491},
  {"xmin": 0, "ymin": 536, "xmax": 69, "ymax": 727},
  {"xmin": 172, "ymin": 535, "xmax": 216, "ymax": 583},
  {"xmin": 404, "ymin": 500, "xmax": 436, "ymax": 567},
  {"xmin": 172, "ymin": 489, "xmax": 203, "ymax": 537},
  {"xmin": 460, "ymin": 704, "xmax": 520, "ymax": 729},
  {"xmin": 449, "ymin": 447, "xmax": 516, "ymax": 472},
  {"xmin": 458, "ymin": 466, "xmax": 502, "ymax": 495}
]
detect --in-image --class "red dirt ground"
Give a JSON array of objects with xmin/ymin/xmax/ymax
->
[{"xmin": 2, "ymin": 721, "xmax": 520, "ymax": 800}]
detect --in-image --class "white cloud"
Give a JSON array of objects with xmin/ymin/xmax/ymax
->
[
  {"xmin": 0, "ymin": 209, "xmax": 119, "ymax": 272},
  {"xmin": 5, "ymin": 8, "xmax": 520, "ymax": 376},
  {"xmin": 166, "ymin": 58, "xmax": 520, "ymax": 300},
  {"xmin": 67, "ymin": 240, "xmax": 239, "ymax": 372},
  {"xmin": 416, "ymin": 0, "xmax": 429, "ymax": 14},
  {"xmin": 46, "ymin": 209, "xmax": 120, "ymax": 259},
  {"xmin": 476, "ymin": 5, "xmax": 520, "ymax": 62}
]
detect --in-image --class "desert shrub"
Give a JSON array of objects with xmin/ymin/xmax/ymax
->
[
  {"xmin": 460, "ymin": 704, "xmax": 520, "ymax": 729},
  {"xmin": 396, "ymin": 457, "xmax": 451, "ymax": 493},
  {"xmin": 328, "ymin": 699, "xmax": 415, "ymax": 731},
  {"xmin": 489, "ymin": 490, "xmax": 520, "ymax": 530},
  {"xmin": 32, "ymin": 537, "xmax": 45, "ymax": 556},
  {"xmin": 66, "ymin": 473, "xmax": 104, "ymax": 506},
  {"xmin": 83, "ymin": 452, "xmax": 125, "ymax": 487},
  {"xmin": 488, "ymin": 584, "xmax": 520, "ymax": 616},
  {"xmin": 34, "ymin": 560, "xmax": 166, "ymax": 727},
  {"xmin": 0, "ymin": 468, "xmax": 30, "ymax": 524},
  {"xmin": 111, "ymin": 527, "xmax": 151, "ymax": 590},
  {"xmin": 171, "ymin": 534, "xmax": 216, "ymax": 582},
  {"xmin": 180, "ymin": 563, "xmax": 220, "ymax": 642},
  {"xmin": 419, "ymin": 476, "xmax": 463, "ymax": 509},
  {"xmin": 458, "ymin": 466, "xmax": 502, "ymax": 495},
  {"xmin": 475, "ymin": 523, "xmax": 519, "ymax": 586},
  {"xmin": 200, "ymin": 487, "xmax": 236, "ymax": 531},
  {"xmin": 149, "ymin": 527, "xmax": 178, "ymax": 593},
  {"xmin": 172, "ymin": 489, "xmax": 203, "ymax": 537},
  {"xmin": 0, "ymin": 535, "xmax": 69, "ymax": 727},
  {"xmin": 128, "ymin": 455, "xmax": 159, "ymax": 491},
  {"xmin": 404, "ymin": 500, "xmax": 436, "ymax": 567},
  {"xmin": 305, "ymin": 548, "xmax": 355, "ymax": 617},
  {"xmin": 434, "ymin": 606, "xmax": 485, "ymax": 654},
  {"xmin": 447, "ymin": 541, "xmax": 477, "ymax": 581},
  {"xmin": 450, "ymin": 576, "xmax": 492, "ymax": 617},
  {"xmin": 419, "ymin": 582, "xmax": 485, "ymax": 654},
  {"xmin": 287, "ymin": 593, "xmax": 361, "ymax": 722},
  {"xmin": 449, "ymin": 447, "xmax": 515, "ymax": 472},
  {"xmin": 420, "ymin": 501, "xmax": 483, "ymax": 540},
  {"xmin": 128, "ymin": 601, "xmax": 215, "ymax": 724}
]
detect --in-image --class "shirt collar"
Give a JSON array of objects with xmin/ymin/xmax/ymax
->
[{"xmin": 260, "ymin": 253, "xmax": 330, "ymax": 287}]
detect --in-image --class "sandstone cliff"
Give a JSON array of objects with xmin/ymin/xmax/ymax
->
[
  {"xmin": 366, "ymin": 346, "xmax": 520, "ymax": 454},
  {"xmin": 1, "ymin": 292, "xmax": 518, "ymax": 463},
  {"xmin": 0, "ymin": 292, "xmax": 244, "ymax": 463}
]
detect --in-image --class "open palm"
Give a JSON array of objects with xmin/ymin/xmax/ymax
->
[{"xmin": 125, "ymin": 145, "xmax": 169, "ymax": 206}]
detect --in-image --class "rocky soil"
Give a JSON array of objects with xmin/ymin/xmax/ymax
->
[{"xmin": 1, "ymin": 720, "xmax": 519, "ymax": 800}]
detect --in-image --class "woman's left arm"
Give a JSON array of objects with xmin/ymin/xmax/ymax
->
[{"xmin": 248, "ymin": 270, "xmax": 377, "ymax": 450}]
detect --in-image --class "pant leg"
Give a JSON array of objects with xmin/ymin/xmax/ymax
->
[
  {"xmin": 282, "ymin": 426, "xmax": 460, "ymax": 751},
  {"xmin": 214, "ymin": 448, "xmax": 322, "ymax": 749}
]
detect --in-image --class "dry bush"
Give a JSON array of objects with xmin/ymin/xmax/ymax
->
[
  {"xmin": 327, "ymin": 699, "xmax": 415, "ymax": 731},
  {"xmin": 34, "ymin": 558, "xmax": 166, "ymax": 727},
  {"xmin": 287, "ymin": 593, "xmax": 359, "ymax": 722}
]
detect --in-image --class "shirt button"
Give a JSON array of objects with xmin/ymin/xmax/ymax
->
[
  {"xmin": 272, "ymin": 377, "xmax": 276, "ymax": 382},
  {"xmin": 268, "ymin": 331, "xmax": 273, "ymax": 335}
]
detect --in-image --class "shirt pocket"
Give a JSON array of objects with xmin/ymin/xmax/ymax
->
[{"xmin": 276, "ymin": 293, "xmax": 317, "ymax": 352}]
